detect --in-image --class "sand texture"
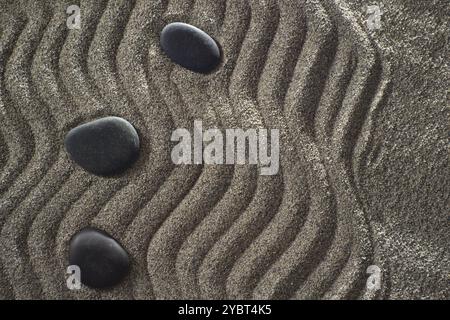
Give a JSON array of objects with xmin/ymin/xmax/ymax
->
[{"xmin": 0, "ymin": 0, "xmax": 448, "ymax": 299}]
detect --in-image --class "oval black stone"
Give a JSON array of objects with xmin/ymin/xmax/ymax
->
[
  {"xmin": 69, "ymin": 227, "xmax": 130, "ymax": 289},
  {"xmin": 160, "ymin": 22, "xmax": 221, "ymax": 74},
  {"xmin": 64, "ymin": 116, "xmax": 139, "ymax": 176}
]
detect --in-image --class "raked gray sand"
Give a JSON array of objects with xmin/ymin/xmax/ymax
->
[{"xmin": 0, "ymin": 0, "xmax": 448, "ymax": 299}]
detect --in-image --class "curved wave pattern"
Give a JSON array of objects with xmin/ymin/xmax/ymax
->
[{"xmin": 0, "ymin": 0, "xmax": 390, "ymax": 299}]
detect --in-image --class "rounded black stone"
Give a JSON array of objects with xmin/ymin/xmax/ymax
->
[
  {"xmin": 160, "ymin": 22, "xmax": 221, "ymax": 74},
  {"xmin": 69, "ymin": 227, "xmax": 130, "ymax": 289},
  {"xmin": 64, "ymin": 116, "xmax": 139, "ymax": 176}
]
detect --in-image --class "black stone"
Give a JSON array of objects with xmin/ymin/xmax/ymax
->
[
  {"xmin": 69, "ymin": 227, "xmax": 130, "ymax": 289},
  {"xmin": 64, "ymin": 116, "xmax": 139, "ymax": 176},
  {"xmin": 160, "ymin": 22, "xmax": 221, "ymax": 74}
]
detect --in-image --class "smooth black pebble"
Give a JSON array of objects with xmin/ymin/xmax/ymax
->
[
  {"xmin": 64, "ymin": 116, "xmax": 139, "ymax": 176},
  {"xmin": 160, "ymin": 22, "xmax": 221, "ymax": 74},
  {"xmin": 69, "ymin": 227, "xmax": 130, "ymax": 289}
]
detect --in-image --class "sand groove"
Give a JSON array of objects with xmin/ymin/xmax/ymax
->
[{"xmin": 0, "ymin": 0, "xmax": 392, "ymax": 299}]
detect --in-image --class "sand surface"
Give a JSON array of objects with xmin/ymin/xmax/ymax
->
[{"xmin": 0, "ymin": 0, "xmax": 448, "ymax": 299}]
